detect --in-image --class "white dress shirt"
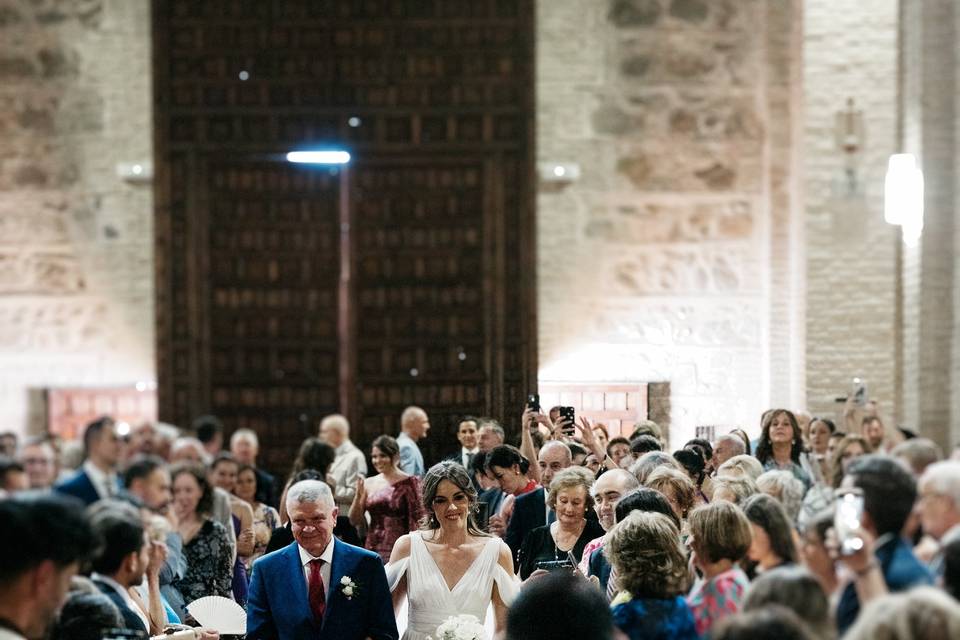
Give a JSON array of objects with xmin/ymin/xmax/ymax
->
[
  {"xmin": 83, "ymin": 460, "xmax": 118, "ymax": 499},
  {"xmin": 299, "ymin": 538, "xmax": 335, "ymax": 596},
  {"xmin": 459, "ymin": 447, "xmax": 479, "ymax": 469},
  {"xmin": 91, "ymin": 572, "xmax": 150, "ymax": 631},
  {"xmin": 330, "ymin": 440, "xmax": 368, "ymax": 510}
]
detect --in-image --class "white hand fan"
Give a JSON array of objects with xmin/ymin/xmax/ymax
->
[{"xmin": 186, "ymin": 595, "xmax": 247, "ymax": 634}]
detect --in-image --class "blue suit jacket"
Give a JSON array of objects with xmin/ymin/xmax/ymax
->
[
  {"xmin": 504, "ymin": 488, "xmax": 548, "ymax": 564},
  {"xmin": 92, "ymin": 578, "xmax": 148, "ymax": 634},
  {"xmin": 588, "ymin": 546, "xmax": 613, "ymax": 592},
  {"xmin": 54, "ymin": 468, "xmax": 115, "ymax": 505},
  {"xmin": 836, "ymin": 535, "xmax": 932, "ymax": 634},
  {"xmin": 246, "ymin": 538, "xmax": 398, "ymax": 640}
]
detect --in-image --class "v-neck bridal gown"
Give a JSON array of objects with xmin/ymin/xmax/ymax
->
[{"xmin": 386, "ymin": 532, "xmax": 521, "ymax": 640}]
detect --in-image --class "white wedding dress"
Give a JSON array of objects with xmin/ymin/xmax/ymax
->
[{"xmin": 386, "ymin": 532, "xmax": 521, "ymax": 640}]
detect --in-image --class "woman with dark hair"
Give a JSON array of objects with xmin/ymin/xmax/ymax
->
[
  {"xmin": 349, "ymin": 435, "xmax": 424, "ymax": 563},
  {"xmin": 615, "ymin": 487, "xmax": 681, "ymax": 529},
  {"xmin": 234, "ymin": 462, "xmax": 280, "ymax": 570},
  {"xmin": 170, "ymin": 462, "xmax": 232, "ymax": 603},
  {"xmin": 754, "ymin": 409, "xmax": 812, "ymax": 489},
  {"xmin": 673, "ymin": 448, "xmax": 708, "ymax": 506},
  {"xmin": 729, "ymin": 428, "xmax": 752, "ymax": 456},
  {"xmin": 387, "ymin": 460, "xmax": 519, "ymax": 640},
  {"xmin": 808, "ymin": 417, "xmax": 836, "ymax": 480},
  {"xmin": 742, "ymin": 493, "xmax": 798, "ymax": 576},
  {"xmin": 486, "ymin": 445, "xmax": 538, "ymax": 497},
  {"xmin": 278, "ymin": 437, "xmax": 337, "ymax": 523}
]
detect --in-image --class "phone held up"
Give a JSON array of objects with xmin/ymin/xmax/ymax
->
[
  {"xmin": 834, "ymin": 488, "xmax": 865, "ymax": 555},
  {"xmin": 526, "ymin": 393, "xmax": 540, "ymax": 413},
  {"xmin": 558, "ymin": 406, "xmax": 576, "ymax": 436}
]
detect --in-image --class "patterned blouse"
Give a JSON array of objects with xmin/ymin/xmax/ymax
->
[
  {"xmin": 246, "ymin": 501, "xmax": 281, "ymax": 571},
  {"xmin": 174, "ymin": 519, "xmax": 233, "ymax": 604},
  {"xmin": 686, "ymin": 566, "xmax": 750, "ymax": 636}
]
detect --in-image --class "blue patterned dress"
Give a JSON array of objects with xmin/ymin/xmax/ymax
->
[{"xmin": 612, "ymin": 595, "xmax": 699, "ymax": 640}]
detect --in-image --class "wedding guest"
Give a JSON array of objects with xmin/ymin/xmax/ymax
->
[
  {"xmin": 88, "ymin": 506, "xmax": 154, "ymax": 634},
  {"xmin": 711, "ymin": 606, "xmax": 817, "ymax": 640},
  {"xmin": 742, "ymin": 493, "xmax": 797, "ymax": 575},
  {"xmin": 710, "ymin": 435, "xmax": 745, "ymax": 472},
  {"xmin": 605, "ymin": 511, "xmax": 697, "ymax": 640},
  {"xmin": 397, "ymin": 406, "xmax": 430, "ymax": 477},
  {"xmin": 756, "ymin": 470, "xmax": 805, "ymax": 523},
  {"xmin": 517, "ymin": 467, "xmax": 603, "ymax": 579},
  {"xmin": 486, "ymin": 445, "xmax": 538, "ymax": 497},
  {"xmin": 671, "ymin": 449, "xmax": 708, "ymax": 505},
  {"xmin": 504, "ymin": 441, "xmax": 572, "ymax": 563},
  {"xmin": 279, "ymin": 438, "xmax": 337, "ymax": 524},
  {"xmin": 644, "ymin": 466, "xmax": 696, "ymax": 527},
  {"xmin": 17, "ymin": 436, "xmax": 58, "ymax": 489},
  {"xmin": 711, "ymin": 475, "xmax": 759, "ymax": 505},
  {"xmin": 687, "ymin": 501, "xmax": 752, "ymax": 635},
  {"xmin": 320, "ymin": 414, "xmax": 368, "ymax": 516},
  {"xmin": 799, "ymin": 508, "xmax": 839, "ymax": 595},
  {"xmin": 55, "ymin": 416, "xmax": 122, "ymax": 505},
  {"xmin": 893, "ymin": 438, "xmax": 943, "ymax": 477},
  {"xmin": 629, "ymin": 435, "xmax": 661, "ymax": 457},
  {"xmin": 830, "ymin": 434, "xmax": 871, "ymax": 489},
  {"xmin": 230, "ymin": 428, "xmax": 276, "ymax": 508},
  {"xmin": 843, "ymin": 587, "xmax": 960, "ymax": 640},
  {"xmin": 350, "ymin": 435, "xmax": 424, "ymax": 563},
  {"xmin": 0, "ymin": 493, "xmax": 97, "ymax": 640},
  {"xmin": 606, "ymin": 438, "xmax": 631, "ymax": 468},
  {"xmin": 716, "ymin": 454, "xmax": 763, "ymax": 481},
  {"xmin": 629, "ymin": 451, "xmax": 682, "ymax": 485},
  {"xmin": 208, "ymin": 453, "xmax": 255, "ymax": 606},
  {"xmin": 754, "ymin": 409, "xmax": 812, "ymax": 489},
  {"xmin": 728, "ymin": 428, "xmax": 752, "ymax": 456},
  {"xmin": 49, "ymin": 593, "xmax": 123, "ymax": 640},
  {"xmin": 742, "ymin": 566, "xmax": 833, "ymax": 639},
  {"xmin": 506, "ymin": 573, "xmax": 613, "ymax": 640},
  {"xmin": 808, "ymin": 418, "xmax": 835, "ymax": 480},
  {"xmin": 235, "ymin": 463, "xmax": 281, "ymax": 571},
  {"xmin": 446, "ymin": 416, "xmax": 480, "ymax": 468},
  {"xmin": 193, "ymin": 414, "xmax": 224, "ymax": 459},
  {"xmin": 170, "ymin": 462, "xmax": 232, "ymax": 604},
  {"xmin": 916, "ymin": 461, "xmax": 960, "ymax": 576},
  {"xmin": 578, "ymin": 469, "xmax": 640, "ymax": 575}
]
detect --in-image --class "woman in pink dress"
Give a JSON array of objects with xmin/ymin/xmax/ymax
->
[{"xmin": 350, "ymin": 435, "xmax": 425, "ymax": 562}]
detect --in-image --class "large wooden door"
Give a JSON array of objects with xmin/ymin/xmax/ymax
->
[{"xmin": 153, "ymin": 0, "xmax": 536, "ymax": 472}]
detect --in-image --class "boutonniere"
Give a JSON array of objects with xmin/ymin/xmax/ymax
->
[{"xmin": 340, "ymin": 575, "xmax": 360, "ymax": 599}]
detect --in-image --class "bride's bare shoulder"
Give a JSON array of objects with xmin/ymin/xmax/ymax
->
[{"xmin": 389, "ymin": 532, "xmax": 417, "ymax": 562}]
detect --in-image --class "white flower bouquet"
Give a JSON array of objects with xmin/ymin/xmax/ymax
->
[{"xmin": 429, "ymin": 614, "xmax": 487, "ymax": 640}]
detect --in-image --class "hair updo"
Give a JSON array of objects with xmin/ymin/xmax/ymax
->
[{"xmin": 419, "ymin": 460, "xmax": 488, "ymax": 537}]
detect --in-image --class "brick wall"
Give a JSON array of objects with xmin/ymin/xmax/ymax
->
[
  {"xmin": 536, "ymin": 0, "xmax": 802, "ymax": 444},
  {"xmin": 0, "ymin": 0, "xmax": 154, "ymax": 435},
  {"xmin": 803, "ymin": 0, "xmax": 900, "ymax": 424}
]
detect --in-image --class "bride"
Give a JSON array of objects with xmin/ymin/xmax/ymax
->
[{"xmin": 387, "ymin": 461, "xmax": 519, "ymax": 639}]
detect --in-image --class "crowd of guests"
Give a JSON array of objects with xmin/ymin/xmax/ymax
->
[{"xmin": 3, "ymin": 400, "xmax": 960, "ymax": 639}]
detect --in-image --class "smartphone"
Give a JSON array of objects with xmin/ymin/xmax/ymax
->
[
  {"xmin": 834, "ymin": 489, "xmax": 865, "ymax": 555},
  {"xmin": 535, "ymin": 559, "xmax": 573, "ymax": 572},
  {"xmin": 527, "ymin": 393, "xmax": 540, "ymax": 413},
  {"xmin": 851, "ymin": 378, "xmax": 867, "ymax": 406},
  {"xmin": 558, "ymin": 406, "xmax": 576, "ymax": 435}
]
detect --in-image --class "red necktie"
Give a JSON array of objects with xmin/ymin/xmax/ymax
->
[{"xmin": 308, "ymin": 558, "xmax": 326, "ymax": 624}]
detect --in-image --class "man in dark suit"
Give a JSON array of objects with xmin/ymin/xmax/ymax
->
[
  {"xmin": 88, "ymin": 505, "xmax": 154, "ymax": 635},
  {"xmin": 0, "ymin": 493, "xmax": 97, "ymax": 640},
  {"xmin": 445, "ymin": 417, "xmax": 480, "ymax": 469},
  {"xmin": 247, "ymin": 479, "xmax": 398, "ymax": 640},
  {"xmin": 55, "ymin": 416, "xmax": 122, "ymax": 505},
  {"xmin": 504, "ymin": 441, "xmax": 572, "ymax": 562},
  {"xmin": 231, "ymin": 427, "xmax": 277, "ymax": 508},
  {"xmin": 836, "ymin": 455, "xmax": 933, "ymax": 634}
]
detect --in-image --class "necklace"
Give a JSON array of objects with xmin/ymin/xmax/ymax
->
[{"xmin": 552, "ymin": 520, "xmax": 585, "ymax": 559}]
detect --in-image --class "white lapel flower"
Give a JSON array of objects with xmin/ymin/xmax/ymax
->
[{"xmin": 340, "ymin": 575, "xmax": 359, "ymax": 599}]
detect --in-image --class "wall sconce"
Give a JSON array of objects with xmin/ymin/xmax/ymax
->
[
  {"xmin": 834, "ymin": 97, "xmax": 865, "ymax": 195},
  {"xmin": 884, "ymin": 153, "xmax": 924, "ymax": 246}
]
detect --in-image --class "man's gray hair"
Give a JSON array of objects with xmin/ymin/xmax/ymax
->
[
  {"xmin": 320, "ymin": 414, "xmax": 350, "ymax": 437},
  {"xmin": 920, "ymin": 461, "xmax": 960, "ymax": 507},
  {"xmin": 539, "ymin": 440, "xmax": 572, "ymax": 462},
  {"xmin": 401, "ymin": 406, "xmax": 427, "ymax": 428},
  {"xmin": 230, "ymin": 428, "xmax": 259, "ymax": 448},
  {"xmin": 714, "ymin": 434, "xmax": 746, "ymax": 456},
  {"xmin": 286, "ymin": 480, "xmax": 335, "ymax": 509},
  {"xmin": 478, "ymin": 418, "xmax": 505, "ymax": 441}
]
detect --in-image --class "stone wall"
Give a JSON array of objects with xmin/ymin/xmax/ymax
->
[
  {"xmin": 536, "ymin": 0, "xmax": 803, "ymax": 443},
  {"xmin": 803, "ymin": 0, "xmax": 899, "ymax": 423},
  {"xmin": 0, "ymin": 0, "xmax": 153, "ymax": 435}
]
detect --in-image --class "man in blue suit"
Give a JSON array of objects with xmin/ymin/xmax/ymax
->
[
  {"xmin": 55, "ymin": 416, "xmax": 122, "ymax": 505},
  {"xmin": 247, "ymin": 479, "xmax": 398, "ymax": 640},
  {"xmin": 835, "ymin": 455, "xmax": 932, "ymax": 634}
]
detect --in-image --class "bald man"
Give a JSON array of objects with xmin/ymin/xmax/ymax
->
[
  {"xmin": 397, "ymin": 406, "xmax": 430, "ymax": 477},
  {"xmin": 503, "ymin": 441, "xmax": 572, "ymax": 563}
]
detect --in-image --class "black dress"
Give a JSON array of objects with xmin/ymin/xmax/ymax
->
[{"xmin": 517, "ymin": 519, "xmax": 605, "ymax": 580}]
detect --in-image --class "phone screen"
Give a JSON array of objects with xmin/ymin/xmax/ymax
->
[{"xmin": 835, "ymin": 490, "xmax": 864, "ymax": 554}]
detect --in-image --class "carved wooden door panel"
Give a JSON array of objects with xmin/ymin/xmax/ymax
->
[{"xmin": 157, "ymin": 155, "xmax": 343, "ymax": 472}]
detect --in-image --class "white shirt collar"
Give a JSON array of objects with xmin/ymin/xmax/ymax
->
[
  {"xmin": 298, "ymin": 537, "xmax": 335, "ymax": 568},
  {"xmin": 462, "ymin": 447, "xmax": 479, "ymax": 455},
  {"xmin": 336, "ymin": 440, "xmax": 358, "ymax": 455}
]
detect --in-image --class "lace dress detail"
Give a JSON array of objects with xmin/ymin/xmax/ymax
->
[
  {"xmin": 386, "ymin": 533, "xmax": 520, "ymax": 640},
  {"xmin": 366, "ymin": 475, "xmax": 425, "ymax": 563}
]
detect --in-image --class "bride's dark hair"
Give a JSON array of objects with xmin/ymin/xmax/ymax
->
[{"xmin": 419, "ymin": 460, "xmax": 489, "ymax": 536}]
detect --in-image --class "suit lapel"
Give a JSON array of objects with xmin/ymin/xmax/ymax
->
[
  {"xmin": 283, "ymin": 543, "xmax": 314, "ymax": 629},
  {"xmin": 321, "ymin": 538, "xmax": 351, "ymax": 636}
]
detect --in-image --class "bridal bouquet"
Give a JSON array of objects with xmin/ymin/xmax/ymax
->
[{"xmin": 429, "ymin": 614, "xmax": 487, "ymax": 640}]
